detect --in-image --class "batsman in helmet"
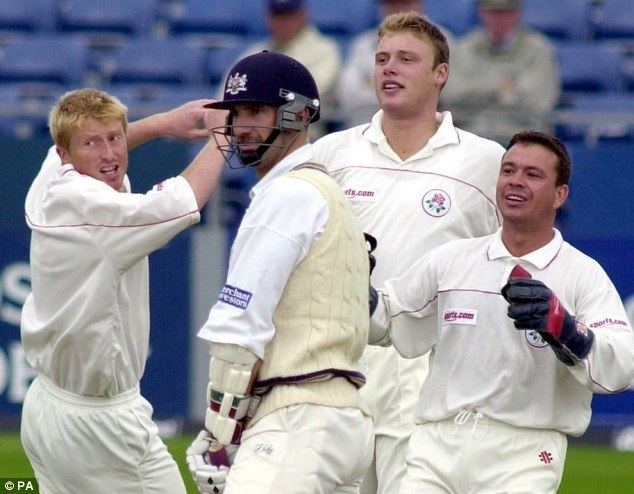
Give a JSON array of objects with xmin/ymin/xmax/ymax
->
[{"xmin": 186, "ymin": 51, "xmax": 375, "ymax": 494}]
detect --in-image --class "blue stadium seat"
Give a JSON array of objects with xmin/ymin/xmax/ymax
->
[
  {"xmin": 96, "ymin": 83, "xmax": 212, "ymax": 120},
  {"xmin": 0, "ymin": 83, "xmax": 53, "ymax": 138},
  {"xmin": 624, "ymin": 56, "xmax": 634, "ymax": 91},
  {"xmin": 590, "ymin": 0, "xmax": 634, "ymax": 40},
  {"xmin": 0, "ymin": 34, "xmax": 89, "ymax": 86},
  {"xmin": 0, "ymin": 84, "xmax": 27, "ymax": 137},
  {"xmin": 306, "ymin": 0, "xmax": 375, "ymax": 37},
  {"xmin": 137, "ymin": 84, "xmax": 213, "ymax": 114},
  {"xmin": 58, "ymin": 0, "xmax": 157, "ymax": 36},
  {"xmin": 165, "ymin": 0, "xmax": 266, "ymax": 37},
  {"xmin": 572, "ymin": 93, "xmax": 634, "ymax": 113},
  {"xmin": 522, "ymin": 0, "xmax": 588, "ymax": 40},
  {"xmin": 557, "ymin": 92, "xmax": 634, "ymax": 142},
  {"xmin": 0, "ymin": 0, "xmax": 57, "ymax": 34},
  {"xmin": 205, "ymin": 44, "xmax": 247, "ymax": 85},
  {"xmin": 106, "ymin": 37, "xmax": 206, "ymax": 85},
  {"xmin": 425, "ymin": 0, "xmax": 477, "ymax": 36},
  {"xmin": 555, "ymin": 42, "xmax": 625, "ymax": 93}
]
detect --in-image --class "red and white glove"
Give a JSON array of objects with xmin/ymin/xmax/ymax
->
[
  {"xmin": 502, "ymin": 265, "xmax": 595, "ymax": 366},
  {"xmin": 186, "ymin": 430, "xmax": 238, "ymax": 494}
]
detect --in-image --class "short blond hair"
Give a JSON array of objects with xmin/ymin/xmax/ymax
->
[
  {"xmin": 49, "ymin": 88, "xmax": 128, "ymax": 150},
  {"xmin": 378, "ymin": 12, "xmax": 449, "ymax": 69}
]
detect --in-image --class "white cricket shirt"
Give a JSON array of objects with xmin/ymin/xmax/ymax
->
[
  {"xmin": 21, "ymin": 146, "xmax": 200, "ymax": 396},
  {"xmin": 372, "ymin": 229, "xmax": 634, "ymax": 436},
  {"xmin": 197, "ymin": 144, "xmax": 329, "ymax": 358},
  {"xmin": 313, "ymin": 110, "xmax": 504, "ymax": 286}
]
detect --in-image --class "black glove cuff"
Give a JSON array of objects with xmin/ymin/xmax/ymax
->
[
  {"xmin": 369, "ymin": 286, "xmax": 379, "ymax": 316},
  {"xmin": 560, "ymin": 317, "xmax": 595, "ymax": 360}
]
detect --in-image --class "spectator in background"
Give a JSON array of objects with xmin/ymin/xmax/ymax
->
[
  {"xmin": 338, "ymin": 0, "xmax": 454, "ymax": 128},
  {"xmin": 229, "ymin": 0, "xmax": 341, "ymax": 138},
  {"xmin": 442, "ymin": 0, "xmax": 560, "ymax": 144}
]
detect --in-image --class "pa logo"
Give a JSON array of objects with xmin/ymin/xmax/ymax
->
[
  {"xmin": 422, "ymin": 189, "xmax": 451, "ymax": 217},
  {"xmin": 525, "ymin": 330, "xmax": 549, "ymax": 348}
]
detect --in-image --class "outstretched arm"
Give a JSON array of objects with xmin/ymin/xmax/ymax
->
[
  {"xmin": 180, "ymin": 106, "xmax": 228, "ymax": 210},
  {"xmin": 127, "ymin": 99, "xmax": 215, "ymax": 149}
]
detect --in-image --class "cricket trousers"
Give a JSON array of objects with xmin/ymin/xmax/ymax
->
[
  {"xmin": 21, "ymin": 374, "xmax": 186, "ymax": 494},
  {"xmin": 399, "ymin": 411, "xmax": 567, "ymax": 493},
  {"xmin": 225, "ymin": 403, "xmax": 374, "ymax": 493}
]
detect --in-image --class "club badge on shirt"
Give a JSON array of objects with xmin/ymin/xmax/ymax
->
[
  {"xmin": 525, "ymin": 330, "xmax": 549, "ymax": 348},
  {"xmin": 422, "ymin": 189, "xmax": 451, "ymax": 217},
  {"xmin": 218, "ymin": 284, "xmax": 252, "ymax": 310}
]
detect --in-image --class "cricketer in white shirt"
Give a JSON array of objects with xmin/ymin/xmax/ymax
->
[
  {"xmin": 198, "ymin": 144, "xmax": 327, "ymax": 355},
  {"xmin": 371, "ymin": 228, "xmax": 634, "ymax": 491},
  {"xmin": 313, "ymin": 109, "xmax": 505, "ymax": 489},
  {"xmin": 197, "ymin": 143, "xmax": 374, "ymax": 493},
  {"xmin": 20, "ymin": 146, "xmax": 201, "ymax": 493},
  {"xmin": 22, "ymin": 146, "xmax": 200, "ymax": 395}
]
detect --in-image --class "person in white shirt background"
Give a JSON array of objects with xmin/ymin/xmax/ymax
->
[
  {"xmin": 370, "ymin": 130, "xmax": 634, "ymax": 493},
  {"xmin": 186, "ymin": 51, "xmax": 374, "ymax": 494},
  {"xmin": 313, "ymin": 11, "xmax": 504, "ymax": 494},
  {"xmin": 20, "ymin": 89, "xmax": 227, "ymax": 494}
]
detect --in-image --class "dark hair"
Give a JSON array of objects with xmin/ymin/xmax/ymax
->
[{"xmin": 507, "ymin": 131, "xmax": 571, "ymax": 186}]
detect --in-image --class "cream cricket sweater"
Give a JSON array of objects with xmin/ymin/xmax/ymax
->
[{"xmin": 250, "ymin": 166, "xmax": 371, "ymax": 424}]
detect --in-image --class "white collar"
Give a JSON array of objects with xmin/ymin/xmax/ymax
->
[
  {"xmin": 362, "ymin": 110, "xmax": 460, "ymax": 163},
  {"xmin": 249, "ymin": 143, "xmax": 314, "ymax": 199},
  {"xmin": 487, "ymin": 228, "xmax": 564, "ymax": 269}
]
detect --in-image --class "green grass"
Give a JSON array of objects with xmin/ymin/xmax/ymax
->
[{"xmin": 1, "ymin": 432, "xmax": 633, "ymax": 492}]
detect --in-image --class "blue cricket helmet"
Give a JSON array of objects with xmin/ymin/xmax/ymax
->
[
  {"xmin": 206, "ymin": 50, "xmax": 320, "ymax": 123},
  {"xmin": 206, "ymin": 51, "xmax": 320, "ymax": 168}
]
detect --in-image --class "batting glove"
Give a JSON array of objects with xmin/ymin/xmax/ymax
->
[
  {"xmin": 364, "ymin": 232, "xmax": 377, "ymax": 276},
  {"xmin": 502, "ymin": 265, "xmax": 594, "ymax": 366},
  {"xmin": 186, "ymin": 430, "xmax": 238, "ymax": 494},
  {"xmin": 369, "ymin": 285, "xmax": 379, "ymax": 315}
]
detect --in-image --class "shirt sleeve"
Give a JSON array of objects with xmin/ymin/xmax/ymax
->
[
  {"xmin": 197, "ymin": 175, "xmax": 329, "ymax": 358},
  {"xmin": 78, "ymin": 175, "xmax": 200, "ymax": 272},
  {"xmin": 375, "ymin": 249, "xmax": 442, "ymax": 359},
  {"xmin": 566, "ymin": 264, "xmax": 634, "ymax": 394}
]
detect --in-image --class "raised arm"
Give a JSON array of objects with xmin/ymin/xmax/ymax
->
[
  {"xmin": 126, "ymin": 99, "xmax": 215, "ymax": 149},
  {"xmin": 122, "ymin": 98, "xmax": 229, "ymax": 209},
  {"xmin": 180, "ymin": 106, "xmax": 228, "ymax": 210}
]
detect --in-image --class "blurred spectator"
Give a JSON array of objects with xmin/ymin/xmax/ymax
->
[
  {"xmin": 225, "ymin": 0, "xmax": 341, "ymax": 137},
  {"xmin": 442, "ymin": 0, "xmax": 560, "ymax": 144},
  {"xmin": 337, "ymin": 0, "xmax": 454, "ymax": 128}
]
